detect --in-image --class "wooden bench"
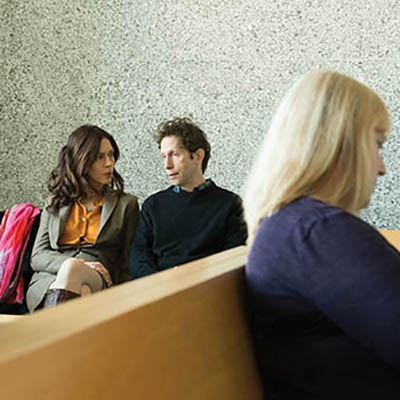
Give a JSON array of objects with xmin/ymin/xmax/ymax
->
[
  {"xmin": 380, "ymin": 229, "xmax": 400, "ymax": 249},
  {"xmin": 0, "ymin": 230, "xmax": 398, "ymax": 399},
  {"xmin": 0, "ymin": 246, "xmax": 263, "ymax": 399}
]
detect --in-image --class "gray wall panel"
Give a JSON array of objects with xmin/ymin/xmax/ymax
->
[{"xmin": 1, "ymin": 0, "xmax": 399, "ymax": 227}]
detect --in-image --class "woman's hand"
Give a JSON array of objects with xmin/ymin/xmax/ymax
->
[{"xmin": 83, "ymin": 261, "xmax": 113, "ymax": 288}]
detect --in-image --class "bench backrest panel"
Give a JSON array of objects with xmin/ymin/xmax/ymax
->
[
  {"xmin": 0, "ymin": 246, "xmax": 262, "ymax": 399},
  {"xmin": 379, "ymin": 229, "xmax": 400, "ymax": 251},
  {"xmin": 1, "ymin": 231, "xmax": 398, "ymax": 399}
]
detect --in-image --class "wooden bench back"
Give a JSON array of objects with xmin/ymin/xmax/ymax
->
[
  {"xmin": 0, "ymin": 230, "xmax": 398, "ymax": 399},
  {"xmin": 379, "ymin": 229, "xmax": 400, "ymax": 250},
  {"xmin": 0, "ymin": 246, "xmax": 262, "ymax": 399}
]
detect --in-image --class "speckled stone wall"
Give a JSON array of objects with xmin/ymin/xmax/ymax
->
[{"xmin": 1, "ymin": 0, "xmax": 400, "ymax": 228}]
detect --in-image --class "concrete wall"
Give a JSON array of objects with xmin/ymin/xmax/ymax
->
[{"xmin": 1, "ymin": 0, "xmax": 399, "ymax": 227}]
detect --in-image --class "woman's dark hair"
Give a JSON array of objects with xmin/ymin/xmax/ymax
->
[
  {"xmin": 47, "ymin": 125, "xmax": 124, "ymax": 212},
  {"xmin": 154, "ymin": 117, "xmax": 211, "ymax": 173}
]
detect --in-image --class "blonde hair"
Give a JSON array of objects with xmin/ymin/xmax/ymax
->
[{"xmin": 244, "ymin": 70, "xmax": 390, "ymax": 244}]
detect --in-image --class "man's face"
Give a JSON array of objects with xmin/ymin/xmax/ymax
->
[{"xmin": 160, "ymin": 135, "xmax": 201, "ymax": 191}]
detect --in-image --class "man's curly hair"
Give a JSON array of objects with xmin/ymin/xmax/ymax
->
[{"xmin": 154, "ymin": 117, "xmax": 211, "ymax": 173}]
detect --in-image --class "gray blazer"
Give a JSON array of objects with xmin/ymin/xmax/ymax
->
[{"xmin": 26, "ymin": 192, "xmax": 139, "ymax": 312}]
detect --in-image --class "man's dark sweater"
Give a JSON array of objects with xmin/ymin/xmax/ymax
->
[{"xmin": 130, "ymin": 180, "xmax": 247, "ymax": 277}]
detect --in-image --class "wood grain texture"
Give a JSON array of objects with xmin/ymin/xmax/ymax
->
[{"xmin": 0, "ymin": 246, "xmax": 262, "ymax": 399}]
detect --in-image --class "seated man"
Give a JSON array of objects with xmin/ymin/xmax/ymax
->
[{"xmin": 130, "ymin": 117, "xmax": 247, "ymax": 278}]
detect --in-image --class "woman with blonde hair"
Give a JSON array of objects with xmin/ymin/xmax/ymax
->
[
  {"xmin": 27, "ymin": 125, "xmax": 139, "ymax": 311},
  {"xmin": 245, "ymin": 70, "xmax": 400, "ymax": 398}
]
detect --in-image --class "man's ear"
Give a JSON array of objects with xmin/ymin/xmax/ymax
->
[{"xmin": 193, "ymin": 148, "xmax": 205, "ymax": 166}]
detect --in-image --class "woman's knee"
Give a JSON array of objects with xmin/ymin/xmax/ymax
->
[
  {"xmin": 57, "ymin": 258, "xmax": 85, "ymax": 280},
  {"xmin": 50, "ymin": 258, "xmax": 86, "ymax": 293},
  {"xmin": 54, "ymin": 258, "xmax": 103, "ymax": 293}
]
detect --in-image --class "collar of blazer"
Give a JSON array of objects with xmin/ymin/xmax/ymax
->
[{"xmin": 52, "ymin": 191, "xmax": 119, "ymax": 248}]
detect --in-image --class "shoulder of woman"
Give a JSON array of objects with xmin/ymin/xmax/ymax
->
[
  {"xmin": 116, "ymin": 192, "xmax": 139, "ymax": 205},
  {"xmin": 304, "ymin": 206, "xmax": 380, "ymax": 251}
]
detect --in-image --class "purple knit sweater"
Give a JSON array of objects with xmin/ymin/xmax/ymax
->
[{"xmin": 246, "ymin": 197, "xmax": 400, "ymax": 399}]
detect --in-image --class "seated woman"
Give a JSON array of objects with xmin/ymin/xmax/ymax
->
[
  {"xmin": 244, "ymin": 70, "xmax": 400, "ymax": 399},
  {"xmin": 26, "ymin": 125, "xmax": 139, "ymax": 311}
]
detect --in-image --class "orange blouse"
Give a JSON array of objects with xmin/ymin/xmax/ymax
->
[{"xmin": 58, "ymin": 199, "xmax": 104, "ymax": 246}]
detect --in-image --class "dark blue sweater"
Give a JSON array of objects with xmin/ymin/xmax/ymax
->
[
  {"xmin": 130, "ymin": 180, "xmax": 247, "ymax": 277},
  {"xmin": 246, "ymin": 197, "xmax": 400, "ymax": 399}
]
